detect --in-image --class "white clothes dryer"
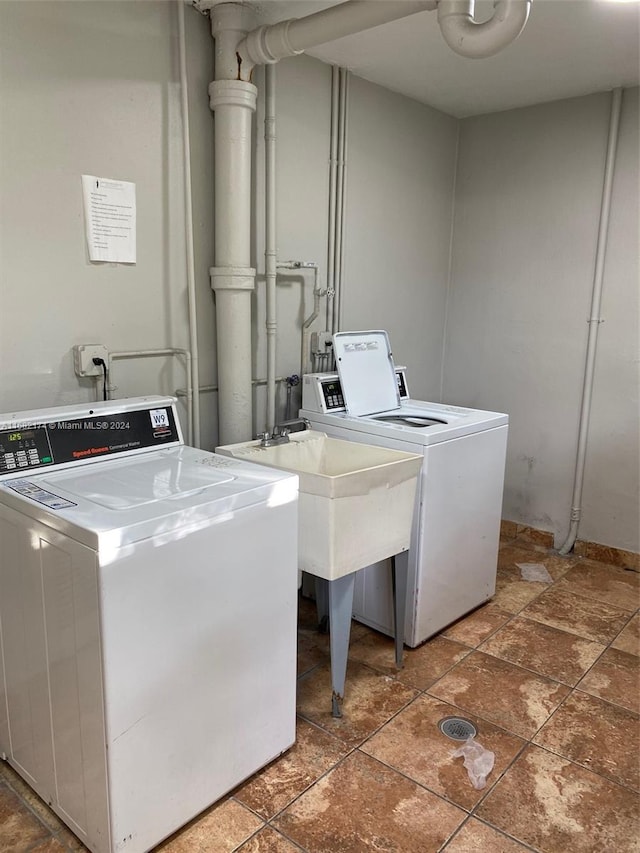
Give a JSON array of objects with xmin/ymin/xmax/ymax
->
[
  {"xmin": 300, "ymin": 331, "xmax": 508, "ymax": 647},
  {"xmin": 0, "ymin": 396, "xmax": 298, "ymax": 853}
]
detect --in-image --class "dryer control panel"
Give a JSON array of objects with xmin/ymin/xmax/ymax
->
[
  {"xmin": 0, "ymin": 398, "xmax": 181, "ymax": 477},
  {"xmin": 301, "ymin": 368, "xmax": 409, "ymax": 414}
]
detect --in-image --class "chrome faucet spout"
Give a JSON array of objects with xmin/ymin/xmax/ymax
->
[{"xmin": 274, "ymin": 417, "xmax": 310, "ymax": 435}]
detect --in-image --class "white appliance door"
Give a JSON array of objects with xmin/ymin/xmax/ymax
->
[
  {"xmin": 333, "ymin": 330, "xmax": 400, "ymax": 415},
  {"xmin": 101, "ymin": 493, "xmax": 298, "ymax": 852}
]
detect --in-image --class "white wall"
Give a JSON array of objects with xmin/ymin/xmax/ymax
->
[
  {"xmin": 0, "ymin": 1, "xmax": 217, "ymax": 437},
  {"xmin": 443, "ymin": 90, "xmax": 639, "ymax": 552},
  {"xmin": 251, "ymin": 55, "xmax": 332, "ymax": 429},
  {"xmin": 250, "ymin": 60, "xmax": 457, "ymax": 423},
  {"xmin": 0, "ymin": 3, "xmax": 456, "ymax": 440},
  {"xmin": 342, "ymin": 75, "xmax": 458, "ymax": 401}
]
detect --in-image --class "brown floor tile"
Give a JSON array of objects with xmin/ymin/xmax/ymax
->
[
  {"xmin": 30, "ymin": 840, "xmax": 68, "ymax": 852},
  {"xmin": 273, "ymin": 750, "xmax": 466, "ymax": 853},
  {"xmin": 52, "ymin": 827, "xmax": 88, "ymax": 852},
  {"xmin": 296, "ymin": 659, "xmax": 418, "ymax": 748},
  {"xmin": 444, "ymin": 818, "xmax": 533, "ymax": 851},
  {"xmin": 361, "ymin": 694, "xmax": 525, "ymax": 811},
  {"xmin": 156, "ymin": 798, "xmax": 263, "ymax": 853},
  {"xmin": 497, "ymin": 545, "xmax": 575, "ymax": 580},
  {"xmin": 349, "ymin": 631, "xmax": 471, "ymax": 690},
  {"xmin": 442, "ymin": 603, "xmax": 514, "ymax": 647},
  {"xmin": 553, "ymin": 560, "xmax": 640, "ymax": 611},
  {"xmin": 297, "ymin": 599, "xmax": 370, "ymax": 677},
  {"xmin": 428, "ymin": 651, "xmax": 569, "ymax": 738},
  {"xmin": 492, "ymin": 571, "xmax": 547, "ymax": 613},
  {"xmin": 574, "ymin": 540, "xmax": 640, "ymax": 572},
  {"xmin": 534, "ymin": 691, "xmax": 640, "ymax": 791},
  {"xmin": 500, "ymin": 520, "xmax": 519, "ymax": 540},
  {"xmin": 476, "ymin": 744, "xmax": 640, "ymax": 853},
  {"xmin": 298, "ymin": 594, "xmax": 369, "ymax": 644},
  {"xmin": 521, "ymin": 586, "xmax": 631, "ymax": 644},
  {"xmin": 297, "ymin": 627, "xmax": 330, "ymax": 676},
  {"xmin": 480, "ymin": 615, "xmax": 605, "ymax": 685},
  {"xmin": 0, "ymin": 784, "xmax": 51, "ymax": 852},
  {"xmin": 233, "ymin": 717, "xmax": 349, "ymax": 820},
  {"xmin": 1, "ymin": 765, "xmax": 69, "ymax": 836},
  {"xmin": 513, "ymin": 526, "xmax": 555, "ymax": 548},
  {"xmin": 613, "ymin": 613, "xmax": 640, "ymax": 656},
  {"xmin": 236, "ymin": 826, "xmax": 302, "ymax": 852},
  {"xmin": 577, "ymin": 646, "xmax": 640, "ymax": 713}
]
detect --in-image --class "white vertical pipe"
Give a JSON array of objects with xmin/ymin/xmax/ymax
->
[
  {"xmin": 326, "ymin": 66, "xmax": 339, "ymax": 335},
  {"xmin": 333, "ymin": 67, "xmax": 349, "ymax": 333},
  {"xmin": 337, "ymin": 68, "xmax": 350, "ymax": 333},
  {"xmin": 332, "ymin": 68, "xmax": 345, "ymax": 333},
  {"xmin": 177, "ymin": 0, "xmax": 200, "ymax": 447},
  {"xmin": 209, "ymin": 5, "xmax": 257, "ymax": 444},
  {"xmin": 265, "ymin": 63, "xmax": 277, "ymax": 431},
  {"xmin": 558, "ymin": 88, "xmax": 623, "ymax": 555}
]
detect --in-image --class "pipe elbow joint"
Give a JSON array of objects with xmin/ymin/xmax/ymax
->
[
  {"xmin": 238, "ymin": 19, "xmax": 304, "ymax": 67},
  {"xmin": 437, "ymin": 0, "xmax": 531, "ymax": 59}
]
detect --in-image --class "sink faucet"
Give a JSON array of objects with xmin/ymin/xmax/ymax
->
[{"xmin": 258, "ymin": 418, "xmax": 310, "ymax": 447}]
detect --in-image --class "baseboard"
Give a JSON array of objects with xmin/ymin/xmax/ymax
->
[{"xmin": 500, "ymin": 520, "xmax": 639, "ymax": 572}]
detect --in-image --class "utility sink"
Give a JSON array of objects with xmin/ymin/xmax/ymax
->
[
  {"xmin": 217, "ymin": 430, "xmax": 422, "ymax": 718},
  {"xmin": 216, "ymin": 430, "xmax": 422, "ymax": 581}
]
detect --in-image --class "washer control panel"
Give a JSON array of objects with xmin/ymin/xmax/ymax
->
[
  {"xmin": 0, "ymin": 428, "xmax": 52, "ymax": 473},
  {"xmin": 301, "ymin": 368, "xmax": 409, "ymax": 414},
  {"xmin": 0, "ymin": 401, "xmax": 181, "ymax": 477}
]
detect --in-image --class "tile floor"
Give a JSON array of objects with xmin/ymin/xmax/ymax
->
[{"xmin": 1, "ymin": 534, "xmax": 639, "ymax": 852}]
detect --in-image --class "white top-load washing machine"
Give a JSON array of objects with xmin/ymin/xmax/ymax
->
[
  {"xmin": 0, "ymin": 396, "xmax": 298, "ymax": 853},
  {"xmin": 300, "ymin": 331, "xmax": 508, "ymax": 647}
]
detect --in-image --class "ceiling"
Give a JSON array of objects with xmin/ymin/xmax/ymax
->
[{"xmin": 244, "ymin": 0, "xmax": 640, "ymax": 117}]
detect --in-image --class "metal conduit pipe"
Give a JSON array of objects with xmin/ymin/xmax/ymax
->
[
  {"xmin": 437, "ymin": 0, "xmax": 531, "ymax": 59},
  {"xmin": 174, "ymin": 375, "xmax": 293, "ymax": 404},
  {"xmin": 336, "ymin": 67, "xmax": 350, "ymax": 333},
  {"xmin": 558, "ymin": 87, "xmax": 624, "ymax": 555},
  {"xmin": 265, "ymin": 63, "xmax": 278, "ymax": 432},
  {"xmin": 177, "ymin": 0, "xmax": 201, "ymax": 447},
  {"xmin": 110, "ymin": 348, "xmax": 193, "ymax": 444},
  {"xmin": 326, "ymin": 66, "xmax": 339, "ymax": 335}
]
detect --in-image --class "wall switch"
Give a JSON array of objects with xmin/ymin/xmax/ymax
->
[{"xmin": 73, "ymin": 344, "xmax": 109, "ymax": 378}]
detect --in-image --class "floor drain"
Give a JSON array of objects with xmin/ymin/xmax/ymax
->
[{"xmin": 438, "ymin": 716, "xmax": 477, "ymax": 741}]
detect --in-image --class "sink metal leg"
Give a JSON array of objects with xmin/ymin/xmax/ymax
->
[
  {"xmin": 314, "ymin": 577, "xmax": 330, "ymax": 634},
  {"xmin": 328, "ymin": 573, "xmax": 356, "ymax": 718},
  {"xmin": 391, "ymin": 552, "xmax": 408, "ymax": 668}
]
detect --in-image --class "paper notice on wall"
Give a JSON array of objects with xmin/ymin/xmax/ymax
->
[{"xmin": 81, "ymin": 175, "xmax": 136, "ymax": 263}]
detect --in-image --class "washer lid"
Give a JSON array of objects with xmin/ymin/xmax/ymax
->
[
  {"xmin": 40, "ymin": 455, "xmax": 236, "ymax": 509},
  {"xmin": 333, "ymin": 331, "xmax": 400, "ymax": 416},
  {"xmin": 0, "ymin": 446, "xmax": 298, "ymax": 550}
]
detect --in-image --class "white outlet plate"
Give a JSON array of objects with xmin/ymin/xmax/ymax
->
[{"xmin": 73, "ymin": 344, "xmax": 109, "ymax": 378}]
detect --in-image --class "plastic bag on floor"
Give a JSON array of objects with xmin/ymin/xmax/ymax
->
[
  {"xmin": 452, "ymin": 737, "xmax": 495, "ymax": 790},
  {"xmin": 516, "ymin": 562, "xmax": 553, "ymax": 583}
]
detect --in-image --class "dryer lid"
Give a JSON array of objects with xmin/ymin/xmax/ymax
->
[{"xmin": 333, "ymin": 330, "xmax": 400, "ymax": 416}]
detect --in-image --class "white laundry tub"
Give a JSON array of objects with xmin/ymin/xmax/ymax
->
[{"xmin": 216, "ymin": 431, "xmax": 422, "ymax": 580}]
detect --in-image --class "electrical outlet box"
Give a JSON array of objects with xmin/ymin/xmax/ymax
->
[
  {"xmin": 73, "ymin": 344, "xmax": 109, "ymax": 378},
  {"xmin": 311, "ymin": 331, "xmax": 333, "ymax": 354}
]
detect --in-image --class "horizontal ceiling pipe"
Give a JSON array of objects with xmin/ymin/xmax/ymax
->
[
  {"xmin": 238, "ymin": 0, "xmax": 437, "ymax": 69},
  {"xmin": 437, "ymin": 0, "xmax": 531, "ymax": 58}
]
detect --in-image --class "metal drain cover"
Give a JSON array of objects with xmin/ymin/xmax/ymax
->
[{"xmin": 438, "ymin": 716, "xmax": 477, "ymax": 741}]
